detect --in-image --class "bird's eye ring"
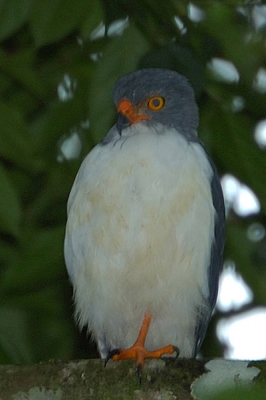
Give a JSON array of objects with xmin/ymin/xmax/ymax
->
[{"xmin": 147, "ymin": 96, "xmax": 165, "ymax": 111}]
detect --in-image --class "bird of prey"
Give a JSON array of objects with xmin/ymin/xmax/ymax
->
[{"xmin": 64, "ymin": 68, "xmax": 225, "ymax": 377}]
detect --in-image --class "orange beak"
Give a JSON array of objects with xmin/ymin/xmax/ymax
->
[{"xmin": 117, "ymin": 99, "xmax": 149, "ymax": 124}]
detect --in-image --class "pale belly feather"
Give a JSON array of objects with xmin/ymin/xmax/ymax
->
[{"xmin": 65, "ymin": 126, "xmax": 215, "ymax": 357}]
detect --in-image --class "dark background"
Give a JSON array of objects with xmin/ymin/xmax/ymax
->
[{"xmin": 0, "ymin": 0, "xmax": 266, "ymax": 364}]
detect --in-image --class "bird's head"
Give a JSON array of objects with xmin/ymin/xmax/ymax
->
[{"xmin": 112, "ymin": 68, "xmax": 199, "ymax": 141}]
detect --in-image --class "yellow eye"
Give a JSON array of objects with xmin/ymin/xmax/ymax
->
[{"xmin": 147, "ymin": 96, "xmax": 165, "ymax": 111}]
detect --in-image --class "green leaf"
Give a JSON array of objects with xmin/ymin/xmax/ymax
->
[
  {"xmin": 0, "ymin": 239, "xmax": 16, "ymax": 266},
  {"xmin": 35, "ymin": 84, "xmax": 89, "ymax": 152},
  {"xmin": 89, "ymin": 23, "xmax": 150, "ymax": 141},
  {"xmin": 0, "ymin": 48, "xmax": 48, "ymax": 101},
  {"xmin": 20, "ymin": 286, "xmax": 74, "ymax": 361},
  {"xmin": 200, "ymin": 101, "xmax": 266, "ymax": 211},
  {"xmin": 0, "ymin": 163, "xmax": 21, "ymax": 236},
  {"xmin": 0, "ymin": 0, "xmax": 31, "ymax": 41},
  {"xmin": 203, "ymin": 4, "xmax": 264, "ymax": 84},
  {"xmin": 210, "ymin": 384, "xmax": 266, "ymax": 400},
  {"xmin": 30, "ymin": 0, "xmax": 92, "ymax": 47},
  {"xmin": 0, "ymin": 306, "xmax": 33, "ymax": 364},
  {"xmin": 0, "ymin": 102, "xmax": 33, "ymax": 167},
  {"xmin": 1, "ymin": 226, "xmax": 65, "ymax": 293},
  {"xmin": 226, "ymin": 223, "xmax": 266, "ymax": 306},
  {"xmin": 80, "ymin": 0, "xmax": 104, "ymax": 38}
]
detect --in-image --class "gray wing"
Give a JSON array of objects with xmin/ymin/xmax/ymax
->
[{"xmin": 194, "ymin": 151, "xmax": 225, "ymax": 355}]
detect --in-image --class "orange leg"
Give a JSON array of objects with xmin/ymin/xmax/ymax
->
[{"xmin": 107, "ymin": 313, "xmax": 179, "ymax": 376}]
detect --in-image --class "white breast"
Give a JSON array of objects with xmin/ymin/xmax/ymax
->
[{"xmin": 64, "ymin": 124, "xmax": 215, "ymax": 357}]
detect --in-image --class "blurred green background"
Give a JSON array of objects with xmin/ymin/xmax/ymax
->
[{"xmin": 1, "ymin": 0, "xmax": 266, "ymax": 364}]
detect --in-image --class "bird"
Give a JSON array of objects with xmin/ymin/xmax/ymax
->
[{"xmin": 64, "ymin": 68, "xmax": 225, "ymax": 378}]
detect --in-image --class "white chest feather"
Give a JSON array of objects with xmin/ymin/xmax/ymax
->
[{"xmin": 65, "ymin": 125, "xmax": 215, "ymax": 357}]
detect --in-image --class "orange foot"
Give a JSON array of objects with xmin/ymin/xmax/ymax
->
[{"xmin": 105, "ymin": 313, "xmax": 179, "ymax": 381}]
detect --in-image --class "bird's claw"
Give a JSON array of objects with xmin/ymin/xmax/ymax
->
[
  {"xmin": 136, "ymin": 363, "xmax": 142, "ymax": 384},
  {"xmin": 173, "ymin": 345, "xmax": 180, "ymax": 358},
  {"xmin": 104, "ymin": 348, "xmax": 120, "ymax": 367}
]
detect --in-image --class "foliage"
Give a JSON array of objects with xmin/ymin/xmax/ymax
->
[{"xmin": 0, "ymin": 0, "xmax": 266, "ymax": 364}]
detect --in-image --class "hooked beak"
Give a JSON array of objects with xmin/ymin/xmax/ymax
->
[{"xmin": 116, "ymin": 99, "xmax": 149, "ymax": 135}]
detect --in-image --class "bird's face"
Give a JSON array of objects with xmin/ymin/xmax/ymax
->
[{"xmin": 112, "ymin": 68, "xmax": 199, "ymax": 141}]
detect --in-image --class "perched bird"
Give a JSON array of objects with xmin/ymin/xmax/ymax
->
[{"xmin": 64, "ymin": 68, "xmax": 225, "ymax": 376}]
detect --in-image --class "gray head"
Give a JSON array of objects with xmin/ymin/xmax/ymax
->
[{"xmin": 112, "ymin": 68, "xmax": 199, "ymax": 141}]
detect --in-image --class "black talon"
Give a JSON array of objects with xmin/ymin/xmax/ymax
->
[
  {"xmin": 136, "ymin": 363, "xmax": 142, "ymax": 385},
  {"xmin": 173, "ymin": 345, "xmax": 180, "ymax": 358},
  {"xmin": 104, "ymin": 348, "xmax": 120, "ymax": 367}
]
